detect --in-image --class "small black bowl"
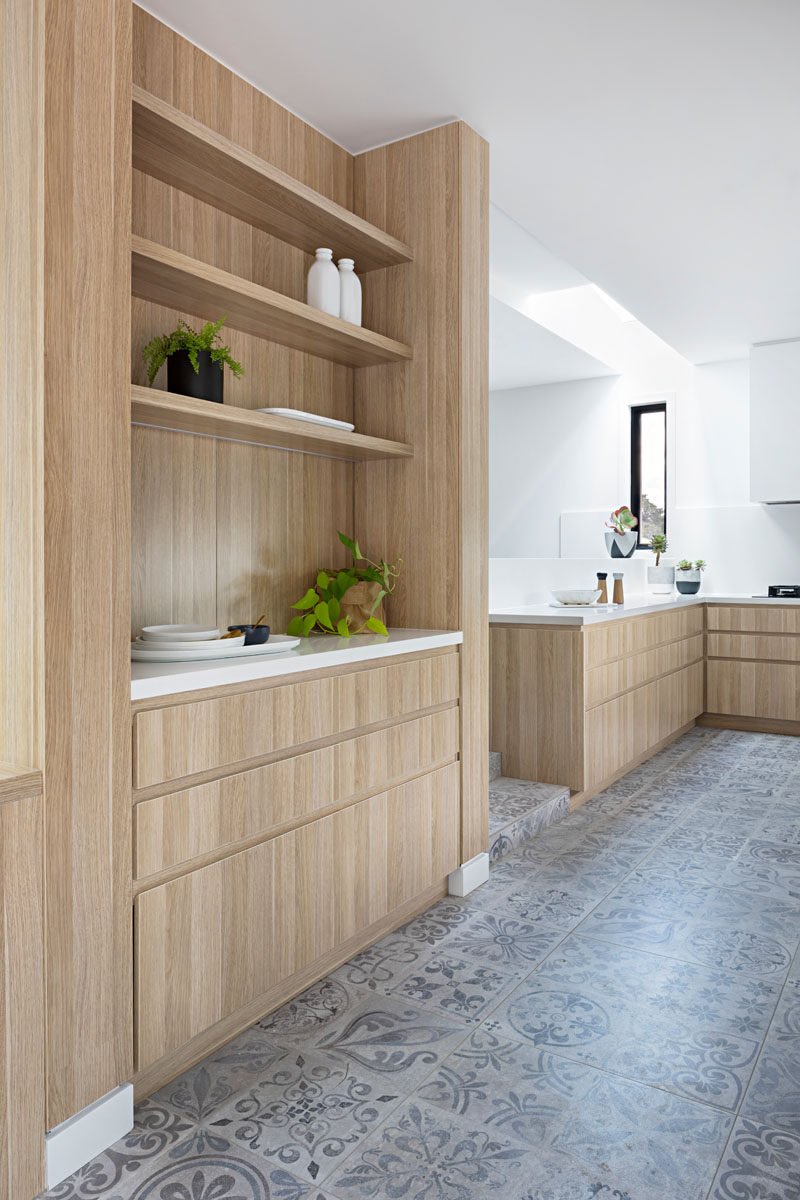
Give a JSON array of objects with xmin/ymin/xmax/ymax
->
[{"xmin": 228, "ymin": 623, "xmax": 270, "ymax": 645}]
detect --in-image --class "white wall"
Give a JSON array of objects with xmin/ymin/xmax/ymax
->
[{"xmin": 490, "ymin": 358, "xmax": 800, "ymax": 598}]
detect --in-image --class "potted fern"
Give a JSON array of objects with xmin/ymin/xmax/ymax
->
[
  {"xmin": 604, "ymin": 506, "xmax": 638, "ymax": 558},
  {"xmin": 647, "ymin": 533, "xmax": 674, "ymax": 594},
  {"xmin": 142, "ymin": 316, "xmax": 244, "ymax": 403},
  {"xmin": 676, "ymin": 559, "xmax": 706, "ymax": 595}
]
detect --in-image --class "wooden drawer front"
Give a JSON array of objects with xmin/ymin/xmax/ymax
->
[
  {"xmin": 708, "ymin": 632, "xmax": 800, "ymax": 663},
  {"xmin": 135, "ymin": 762, "xmax": 460, "ymax": 1068},
  {"xmin": 707, "ymin": 605, "xmax": 800, "ymax": 634},
  {"xmin": 133, "ymin": 651, "xmax": 459, "ymax": 788},
  {"xmin": 134, "ymin": 708, "xmax": 460, "ymax": 880},
  {"xmin": 585, "ymin": 607, "xmax": 704, "ymax": 667},
  {"xmin": 707, "ymin": 660, "xmax": 800, "ymax": 720},
  {"xmin": 584, "ymin": 662, "xmax": 703, "ymax": 786},
  {"xmin": 586, "ymin": 634, "xmax": 703, "ymax": 708}
]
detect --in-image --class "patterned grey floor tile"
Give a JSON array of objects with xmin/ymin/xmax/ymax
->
[
  {"xmin": 484, "ymin": 935, "xmax": 775, "ymax": 1110},
  {"xmin": 426, "ymin": 908, "xmax": 565, "ymax": 973},
  {"xmin": 386, "ymin": 953, "xmax": 519, "ymax": 1024},
  {"xmin": 328, "ymin": 1097, "xmax": 537, "ymax": 1199},
  {"xmin": 395, "ymin": 897, "xmax": 473, "ymax": 946},
  {"xmin": 257, "ymin": 980, "xmax": 374, "ymax": 1049},
  {"xmin": 755, "ymin": 810, "xmax": 800, "ymax": 846},
  {"xmin": 208, "ymin": 1048, "xmax": 406, "ymax": 1184},
  {"xmin": 708, "ymin": 1118, "xmax": 800, "ymax": 1199},
  {"xmin": 632, "ymin": 844, "xmax": 800, "ymax": 902},
  {"xmin": 417, "ymin": 1028, "xmax": 732, "ymax": 1200},
  {"xmin": 741, "ymin": 978, "xmax": 800, "ymax": 1135},
  {"xmin": 328, "ymin": 934, "xmax": 434, "ymax": 996},
  {"xmin": 466, "ymin": 877, "xmax": 605, "ymax": 932},
  {"xmin": 311, "ymin": 993, "xmax": 472, "ymax": 1089}
]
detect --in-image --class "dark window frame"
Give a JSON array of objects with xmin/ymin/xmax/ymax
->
[{"xmin": 630, "ymin": 402, "xmax": 667, "ymax": 549}]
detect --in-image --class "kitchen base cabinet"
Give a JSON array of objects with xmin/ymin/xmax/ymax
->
[
  {"xmin": 135, "ymin": 763, "xmax": 459, "ymax": 1079},
  {"xmin": 705, "ymin": 604, "xmax": 800, "ymax": 729},
  {"xmin": 490, "ymin": 609, "xmax": 705, "ymax": 805},
  {"xmin": 707, "ymin": 659, "xmax": 800, "ymax": 722}
]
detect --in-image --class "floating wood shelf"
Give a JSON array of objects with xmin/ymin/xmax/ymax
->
[
  {"xmin": 131, "ymin": 386, "xmax": 414, "ymax": 462},
  {"xmin": 0, "ymin": 762, "xmax": 42, "ymax": 805},
  {"xmin": 132, "ymin": 236, "xmax": 413, "ymax": 369},
  {"xmin": 132, "ymin": 86, "xmax": 413, "ymax": 272}
]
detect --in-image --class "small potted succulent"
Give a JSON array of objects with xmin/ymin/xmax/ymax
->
[
  {"xmin": 604, "ymin": 506, "xmax": 638, "ymax": 558},
  {"xmin": 647, "ymin": 533, "xmax": 674, "ymax": 594},
  {"xmin": 676, "ymin": 559, "xmax": 706, "ymax": 595},
  {"xmin": 142, "ymin": 316, "xmax": 244, "ymax": 403}
]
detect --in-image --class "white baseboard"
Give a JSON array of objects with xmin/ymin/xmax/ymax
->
[
  {"xmin": 46, "ymin": 1083, "xmax": 133, "ymax": 1190},
  {"xmin": 448, "ymin": 851, "xmax": 490, "ymax": 896}
]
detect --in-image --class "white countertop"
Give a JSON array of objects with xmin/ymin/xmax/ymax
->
[
  {"xmin": 131, "ymin": 628, "xmax": 463, "ymax": 701},
  {"xmin": 489, "ymin": 594, "xmax": 800, "ymax": 627}
]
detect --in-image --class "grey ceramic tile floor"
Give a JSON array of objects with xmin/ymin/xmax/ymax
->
[{"xmin": 39, "ymin": 727, "xmax": 800, "ymax": 1200}]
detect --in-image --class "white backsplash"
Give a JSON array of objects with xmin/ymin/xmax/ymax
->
[{"xmin": 489, "ymin": 556, "xmax": 649, "ymax": 608}]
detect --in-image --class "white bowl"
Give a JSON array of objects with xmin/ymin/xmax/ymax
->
[
  {"xmin": 550, "ymin": 589, "xmax": 602, "ymax": 606},
  {"xmin": 141, "ymin": 624, "xmax": 221, "ymax": 641}
]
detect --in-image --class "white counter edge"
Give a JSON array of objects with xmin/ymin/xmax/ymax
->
[
  {"xmin": 489, "ymin": 594, "xmax": 800, "ymax": 627},
  {"xmin": 131, "ymin": 629, "xmax": 463, "ymax": 701}
]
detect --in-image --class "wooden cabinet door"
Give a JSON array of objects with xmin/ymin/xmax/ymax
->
[
  {"xmin": 0, "ymin": 794, "xmax": 45, "ymax": 1200},
  {"xmin": 707, "ymin": 659, "xmax": 800, "ymax": 721},
  {"xmin": 135, "ymin": 764, "xmax": 459, "ymax": 1069}
]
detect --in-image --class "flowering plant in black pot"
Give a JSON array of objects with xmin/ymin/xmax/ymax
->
[{"xmin": 142, "ymin": 316, "xmax": 244, "ymax": 403}]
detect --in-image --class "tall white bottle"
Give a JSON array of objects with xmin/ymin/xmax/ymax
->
[
  {"xmin": 307, "ymin": 248, "xmax": 340, "ymax": 316},
  {"xmin": 337, "ymin": 258, "xmax": 362, "ymax": 326}
]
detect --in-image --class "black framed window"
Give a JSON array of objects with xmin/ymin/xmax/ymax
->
[{"xmin": 630, "ymin": 402, "xmax": 667, "ymax": 548}]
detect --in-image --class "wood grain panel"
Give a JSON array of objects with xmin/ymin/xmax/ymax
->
[
  {"xmin": 0, "ymin": 0, "xmax": 44, "ymax": 775},
  {"xmin": 133, "ymin": 651, "xmax": 460, "ymax": 788},
  {"xmin": 490, "ymin": 626, "xmax": 584, "ymax": 790},
  {"xmin": 707, "ymin": 604, "xmax": 800, "ymax": 634},
  {"xmin": 708, "ymin": 632, "xmax": 800, "ymax": 662},
  {"xmin": 135, "ymin": 764, "xmax": 460, "ymax": 1068},
  {"xmin": 707, "ymin": 659, "xmax": 800, "ymax": 721},
  {"xmin": 353, "ymin": 123, "xmax": 489, "ymax": 859},
  {"xmin": 586, "ymin": 634, "xmax": 704, "ymax": 707},
  {"xmin": 0, "ymin": 795, "xmax": 45, "ymax": 1200},
  {"xmin": 134, "ymin": 708, "xmax": 459, "ymax": 880},
  {"xmin": 44, "ymin": 0, "xmax": 132, "ymax": 1126},
  {"xmin": 585, "ymin": 607, "xmax": 705, "ymax": 667},
  {"xmin": 584, "ymin": 662, "xmax": 704, "ymax": 787}
]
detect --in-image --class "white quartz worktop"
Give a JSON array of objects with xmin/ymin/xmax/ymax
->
[
  {"xmin": 131, "ymin": 628, "xmax": 463, "ymax": 701},
  {"xmin": 489, "ymin": 594, "xmax": 800, "ymax": 627}
]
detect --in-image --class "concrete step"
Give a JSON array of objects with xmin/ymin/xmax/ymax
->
[
  {"xmin": 489, "ymin": 776, "xmax": 571, "ymax": 863},
  {"xmin": 488, "ymin": 750, "xmax": 502, "ymax": 782}
]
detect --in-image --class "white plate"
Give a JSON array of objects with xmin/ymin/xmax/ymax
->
[
  {"xmin": 134, "ymin": 634, "xmax": 245, "ymax": 650},
  {"xmin": 548, "ymin": 602, "xmax": 617, "ymax": 609},
  {"xmin": 131, "ymin": 635, "xmax": 301, "ymax": 662},
  {"xmin": 256, "ymin": 407, "xmax": 355, "ymax": 432},
  {"xmin": 141, "ymin": 624, "xmax": 221, "ymax": 640}
]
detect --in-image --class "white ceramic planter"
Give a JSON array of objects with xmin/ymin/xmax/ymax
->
[
  {"xmin": 676, "ymin": 569, "xmax": 701, "ymax": 595},
  {"xmin": 604, "ymin": 530, "xmax": 637, "ymax": 559},
  {"xmin": 647, "ymin": 563, "xmax": 675, "ymax": 594}
]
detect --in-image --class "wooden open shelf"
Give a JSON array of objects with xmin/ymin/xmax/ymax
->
[
  {"xmin": 133, "ymin": 86, "xmax": 413, "ymax": 272},
  {"xmin": 132, "ymin": 236, "xmax": 413, "ymax": 369},
  {"xmin": 131, "ymin": 385, "xmax": 413, "ymax": 462}
]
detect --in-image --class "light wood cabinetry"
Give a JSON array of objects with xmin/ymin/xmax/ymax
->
[
  {"xmin": 705, "ymin": 604, "xmax": 800, "ymax": 727},
  {"xmin": 490, "ymin": 609, "xmax": 705, "ymax": 803},
  {"xmin": 0, "ymin": 793, "xmax": 45, "ymax": 1200},
  {"xmin": 135, "ymin": 763, "xmax": 459, "ymax": 1070},
  {"xmin": 707, "ymin": 604, "xmax": 800, "ymax": 634}
]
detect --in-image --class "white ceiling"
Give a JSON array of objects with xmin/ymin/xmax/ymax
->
[
  {"xmin": 490, "ymin": 297, "xmax": 615, "ymax": 389},
  {"xmin": 139, "ymin": 0, "xmax": 800, "ymax": 364}
]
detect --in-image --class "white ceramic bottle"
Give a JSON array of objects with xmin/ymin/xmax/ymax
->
[
  {"xmin": 307, "ymin": 248, "xmax": 340, "ymax": 316},
  {"xmin": 337, "ymin": 258, "xmax": 362, "ymax": 325}
]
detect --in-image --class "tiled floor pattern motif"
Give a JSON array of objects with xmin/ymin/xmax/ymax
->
[
  {"xmin": 40, "ymin": 727, "xmax": 800, "ymax": 1200},
  {"xmin": 488, "ymin": 776, "xmax": 571, "ymax": 863}
]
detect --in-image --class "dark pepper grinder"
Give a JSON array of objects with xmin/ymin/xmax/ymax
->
[{"xmin": 596, "ymin": 572, "xmax": 608, "ymax": 604}]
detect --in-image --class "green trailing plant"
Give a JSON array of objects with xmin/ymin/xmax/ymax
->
[
  {"xmin": 606, "ymin": 506, "xmax": 638, "ymax": 535},
  {"xmin": 650, "ymin": 533, "xmax": 668, "ymax": 567},
  {"xmin": 677, "ymin": 558, "xmax": 707, "ymax": 572},
  {"xmin": 287, "ymin": 532, "xmax": 402, "ymax": 639},
  {"xmin": 142, "ymin": 316, "xmax": 244, "ymax": 386}
]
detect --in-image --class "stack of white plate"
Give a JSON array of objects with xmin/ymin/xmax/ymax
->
[{"xmin": 131, "ymin": 624, "xmax": 300, "ymax": 662}]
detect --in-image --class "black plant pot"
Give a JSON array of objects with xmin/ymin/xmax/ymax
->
[
  {"xmin": 676, "ymin": 579, "xmax": 701, "ymax": 595},
  {"xmin": 167, "ymin": 349, "xmax": 223, "ymax": 403}
]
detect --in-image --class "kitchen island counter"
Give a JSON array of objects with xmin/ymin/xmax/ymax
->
[{"xmin": 490, "ymin": 593, "xmax": 800, "ymax": 626}]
